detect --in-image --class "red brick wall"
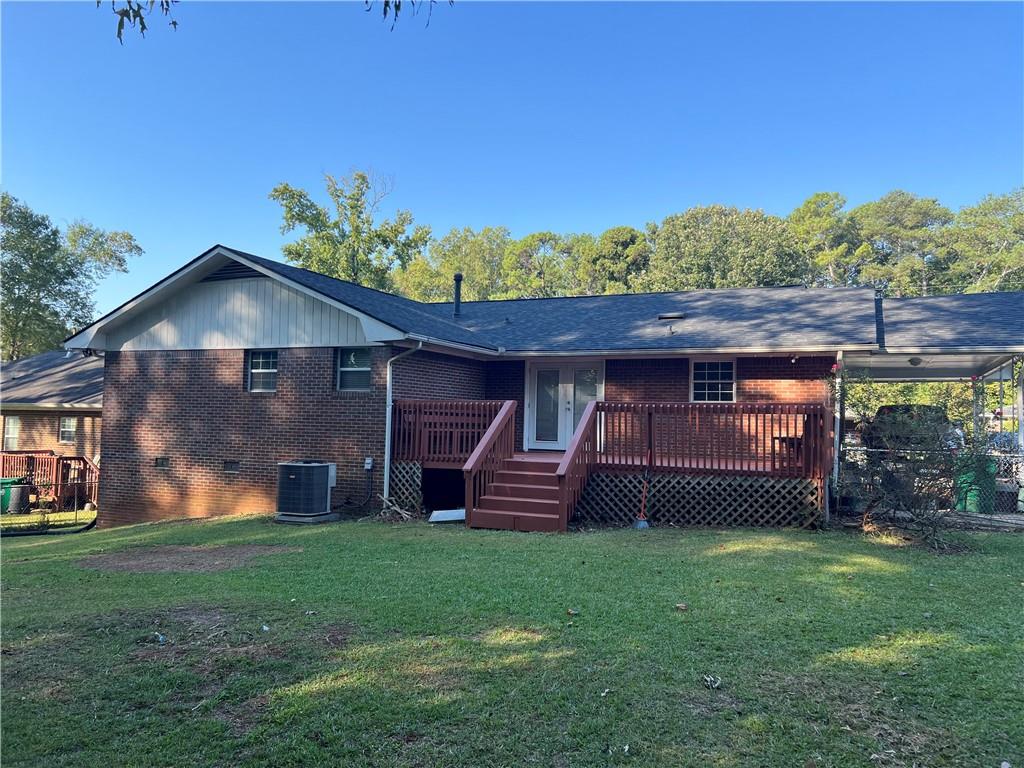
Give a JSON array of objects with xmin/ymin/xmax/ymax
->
[
  {"xmin": 483, "ymin": 360, "xmax": 526, "ymax": 449},
  {"xmin": 736, "ymin": 356, "xmax": 834, "ymax": 403},
  {"xmin": 604, "ymin": 356, "xmax": 833, "ymax": 404},
  {"xmin": 1, "ymin": 411, "xmax": 101, "ymax": 459},
  {"xmin": 392, "ymin": 350, "xmax": 486, "ymax": 400},
  {"xmin": 605, "ymin": 359, "xmax": 690, "ymax": 401},
  {"xmin": 99, "ymin": 347, "xmax": 391, "ymax": 528}
]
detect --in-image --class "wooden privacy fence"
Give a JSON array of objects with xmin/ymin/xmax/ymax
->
[
  {"xmin": 558, "ymin": 401, "xmax": 834, "ymax": 526},
  {"xmin": 1, "ymin": 452, "xmax": 100, "ymax": 508},
  {"xmin": 392, "ymin": 400, "xmax": 505, "ymax": 467}
]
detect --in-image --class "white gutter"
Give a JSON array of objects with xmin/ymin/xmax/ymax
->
[{"xmin": 383, "ymin": 341, "xmax": 423, "ymax": 500}]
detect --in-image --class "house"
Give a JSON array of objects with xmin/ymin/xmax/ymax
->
[
  {"xmin": 1, "ymin": 350, "xmax": 103, "ymax": 460},
  {"xmin": 64, "ymin": 245, "xmax": 1024, "ymax": 530}
]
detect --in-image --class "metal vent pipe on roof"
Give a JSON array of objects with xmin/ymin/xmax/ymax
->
[{"xmin": 453, "ymin": 273, "xmax": 463, "ymax": 317}]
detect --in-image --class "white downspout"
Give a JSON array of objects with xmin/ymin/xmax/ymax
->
[
  {"xmin": 383, "ymin": 341, "xmax": 423, "ymax": 500},
  {"xmin": 828, "ymin": 350, "xmax": 843, "ymax": 525}
]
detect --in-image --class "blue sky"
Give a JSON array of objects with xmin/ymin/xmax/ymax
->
[{"xmin": 3, "ymin": 1, "xmax": 1022, "ymax": 314}]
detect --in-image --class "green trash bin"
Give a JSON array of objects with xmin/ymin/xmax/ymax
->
[
  {"xmin": 954, "ymin": 456, "xmax": 997, "ymax": 515},
  {"xmin": 1, "ymin": 477, "xmax": 27, "ymax": 513}
]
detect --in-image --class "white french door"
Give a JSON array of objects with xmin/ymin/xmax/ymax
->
[{"xmin": 525, "ymin": 361, "xmax": 604, "ymax": 450}]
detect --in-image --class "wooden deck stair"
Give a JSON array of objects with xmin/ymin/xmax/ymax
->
[{"xmin": 470, "ymin": 453, "xmax": 563, "ymax": 532}]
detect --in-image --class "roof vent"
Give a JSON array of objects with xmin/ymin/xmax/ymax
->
[{"xmin": 657, "ymin": 312, "xmax": 686, "ymax": 320}]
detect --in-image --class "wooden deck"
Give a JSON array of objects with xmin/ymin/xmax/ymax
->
[
  {"xmin": 393, "ymin": 399, "xmax": 834, "ymax": 532},
  {"xmin": 0, "ymin": 452, "xmax": 99, "ymax": 509}
]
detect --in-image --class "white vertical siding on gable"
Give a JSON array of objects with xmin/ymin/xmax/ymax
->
[{"xmin": 106, "ymin": 278, "xmax": 372, "ymax": 351}]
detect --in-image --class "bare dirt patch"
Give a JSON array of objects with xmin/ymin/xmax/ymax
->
[
  {"xmin": 321, "ymin": 623, "xmax": 355, "ymax": 650},
  {"xmin": 78, "ymin": 545, "xmax": 302, "ymax": 573},
  {"xmin": 214, "ymin": 693, "xmax": 269, "ymax": 737}
]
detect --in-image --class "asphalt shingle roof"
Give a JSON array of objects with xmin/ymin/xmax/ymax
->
[
  {"xmin": 231, "ymin": 249, "xmax": 879, "ymax": 353},
  {"xmin": 424, "ymin": 287, "xmax": 879, "ymax": 352},
  {"xmin": 881, "ymin": 292, "xmax": 1024, "ymax": 349},
  {"xmin": 1, "ymin": 350, "xmax": 104, "ymax": 407},
  {"xmin": 235, "ymin": 250, "xmax": 503, "ymax": 350}
]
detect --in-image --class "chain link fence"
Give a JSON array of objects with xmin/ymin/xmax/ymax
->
[
  {"xmin": 1, "ymin": 478, "xmax": 99, "ymax": 533},
  {"xmin": 838, "ymin": 446, "xmax": 1024, "ymax": 527}
]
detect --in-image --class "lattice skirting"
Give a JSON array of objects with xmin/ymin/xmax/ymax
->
[
  {"xmin": 390, "ymin": 461, "xmax": 423, "ymax": 513},
  {"xmin": 575, "ymin": 472, "xmax": 822, "ymax": 528}
]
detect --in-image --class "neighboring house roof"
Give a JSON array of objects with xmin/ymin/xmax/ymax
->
[
  {"xmin": 1, "ymin": 350, "xmax": 104, "ymax": 409},
  {"xmin": 881, "ymin": 292, "xmax": 1024, "ymax": 351}
]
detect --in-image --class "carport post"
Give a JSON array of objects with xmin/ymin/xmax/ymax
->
[{"xmin": 1017, "ymin": 357, "xmax": 1024, "ymax": 451}]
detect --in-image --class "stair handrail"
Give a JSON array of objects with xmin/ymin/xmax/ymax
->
[
  {"xmin": 555, "ymin": 400, "xmax": 599, "ymax": 529},
  {"xmin": 463, "ymin": 400, "xmax": 517, "ymax": 526}
]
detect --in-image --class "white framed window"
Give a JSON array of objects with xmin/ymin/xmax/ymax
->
[
  {"xmin": 3, "ymin": 416, "xmax": 20, "ymax": 451},
  {"xmin": 59, "ymin": 416, "xmax": 77, "ymax": 444},
  {"xmin": 248, "ymin": 350, "xmax": 279, "ymax": 392},
  {"xmin": 691, "ymin": 360, "xmax": 736, "ymax": 402},
  {"xmin": 337, "ymin": 347, "xmax": 372, "ymax": 391}
]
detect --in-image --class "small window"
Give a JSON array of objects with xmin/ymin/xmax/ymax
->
[
  {"xmin": 154, "ymin": 457, "xmax": 170, "ymax": 469},
  {"xmin": 223, "ymin": 460, "xmax": 241, "ymax": 473},
  {"xmin": 248, "ymin": 350, "xmax": 278, "ymax": 392},
  {"xmin": 3, "ymin": 415, "xmax": 20, "ymax": 451},
  {"xmin": 692, "ymin": 360, "xmax": 735, "ymax": 402},
  {"xmin": 337, "ymin": 347, "xmax": 372, "ymax": 391},
  {"xmin": 59, "ymin": 416, "xmax": 77, "ymax": 444}
]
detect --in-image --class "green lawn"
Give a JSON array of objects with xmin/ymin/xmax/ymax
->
[{"xmin": 2, "ymin": 517, "xmax": 1022, "ymax": 767}]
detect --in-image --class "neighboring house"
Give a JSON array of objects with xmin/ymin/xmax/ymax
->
[
  {"xmin": 64, "ymin": 245, "xmax": 1024, "ymax": 529},
  {"xmin": 1, "ymin": 350, "xmax": 103, "ymax": 460}
]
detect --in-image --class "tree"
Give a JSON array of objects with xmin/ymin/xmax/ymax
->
[
  {"xmin": 269, "ymin": 172, "xmax": 430, "ymax": 291},
  {"xmin": 99, "ymin": 0, "xmax": 448, "ymax": 42},
  {"xmin": 850, "ymin": 190, "xmax": 953, "ymax": 297},
  {"xmin": 0, "ymin": 193, "xmax": 142, "ymax": 361},
  {"xmin": 495, "ymin": 231, "xmax": 573, "ymax": 299},
  {"xmin": 640, "ymin": 205, "xmax": 809, "ymax": 291},
  {"xmin": 572, "ymin": 225, "xmax": 653, "ymax": 295},
  {"xmin": 394, "ymin": 226, "xmax": 511, "ymax": 302},
  {"xmin": 939, "ymin": 189, "xmax": 1024, "ymax": 293},
  {"xmin": 788, "ymin": 192, "xmax": 871, "ymax": 287}
]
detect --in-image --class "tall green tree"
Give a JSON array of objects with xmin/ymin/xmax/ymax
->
[
  {"xmin": 572, "ymin": 225, "xmax": 653, "ymax": 294},
  {"xmin": 394, "ymin": 226, "xmax": 511, "ymax": 302},
  {"xmin": 269, "ymin": 172, "xmax": 430, "ymax": 291},
  {"xmin": 938, "ymin": 189, "xmax": 1024, "ymax": 293},
  {"xmin": 495, "ymin": 231, "xmax": 573, "ymax": 299},
  {"xmin": 640, "ymin": 205, "xmax": 809, "ymax": 291},
  {"xmin": 0, "ymin": 193, "xmax": 142, "ymax": 361},
  {"xmin": 850, "ymin": 190, "xmax": 952, "ymax": 296},
  {"xmin": 788, "ymin": 192, "xmax": 871, "ymax": 287}
]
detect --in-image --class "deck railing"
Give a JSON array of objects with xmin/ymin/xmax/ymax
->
[
  {"xmin": 592, "ymin": 401, "xmax": 833, "ymax": 478},
  {"xmin": 463, "ymin": 401, "xmax": 518, "ymax": 526},
  {"xmin": 555, "ymin": 400, "xmax": 599, "ymax": 529},
  {"xmin": 555, "ymin": 401, "xmax": 834, "ymax": 525},
  {"xmin": 392, "ymin": 400, "xmax": 506, "ymax": 467},
  {"xmin": 1, "ymin": 452, "xmax": 100, "ymax": 507}
]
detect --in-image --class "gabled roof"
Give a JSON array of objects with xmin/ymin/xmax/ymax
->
[
  {"xmin": 233, "ymin": 250, "xmax": 503, "ymax": 351},
  {"xmin": 226, "ymin": 249, "xmax": 880, "ymax": 353},
  {"xmin": 1, "ymin": 350, "xmax": 104, "ymax": 409},
  {"xmin": 880, "ymin": 292, "xmax": 1024, "ymax": 351},
  {"xmin": 63, "ymin": 244, "xmax": 1024, "ymax": 359}
]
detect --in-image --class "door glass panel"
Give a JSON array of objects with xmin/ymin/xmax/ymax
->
[
  {"xmin": 535, "ymin": 369, "xmax": 561, "ymax": 442},
  {"xmin": 573, "ymin": 368, "xmax": 599, "ymax": 429}
]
